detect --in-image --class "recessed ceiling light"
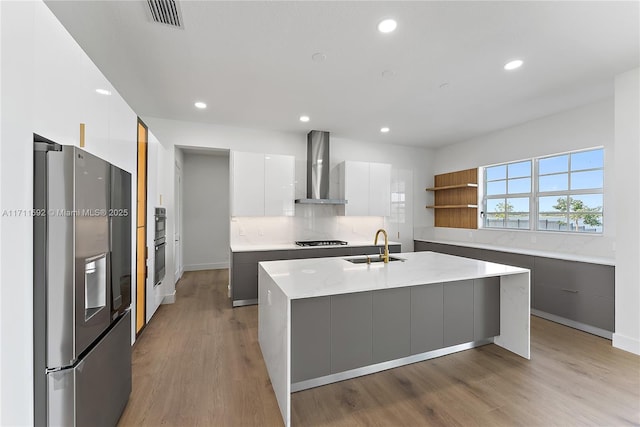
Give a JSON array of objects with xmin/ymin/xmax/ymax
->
[
  {"xmin": 95, "ymin": 88, "xmax": 111, "ymax": 95},
  {"xmin": 299, "ymin": 115, "xmax": 310, "ymax": 122},
  {"xmin": 504, "ymin": 59, "xmax": 524, "ymax": 71},
  {"xmin": 380, "ymin": 127, "xmax": 390, "ymax": 133},
  {"xmin": 312, "ymin": 53, "xmax": 326, "ymax": 62},
  {"xmin": 378, "ymin": 19, "xmax": 397, "ymax": 33},
  {"xmin": 194, "ymin": 101, "xmax": 207, "ymax": 109},
  {"xmin": 381, "ymin": 70, "xmax": 395, "ymax": 79}
]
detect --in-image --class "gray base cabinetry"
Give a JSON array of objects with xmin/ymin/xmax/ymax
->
[
  {"xmin": 230, "ymin": 244, "xmax": 400, "ymax": 307},
  {"xmin": 443, "ymin": 280, "xmax": 475, "ymax": 347},
  {"xmin": 372, "ymin": 288, "xmax": 411, "ymax": 363},
  {"xmin": 291, "ymin": 297, "xmax": 331, "ymax": 383},
  {"xmin": 410, "ymin": 284, "xmax": 444, "ymax": 353},
  {"xmin": 291, "ymin": 278, "xmax": 500, "ymax": 384},
  {"xmin": 331, "ymin": 292, "xmax": 373, "ymax": 372},
  {"xmin": 415, "ymin": 240, "xmax": 614, "ymax": 338}
]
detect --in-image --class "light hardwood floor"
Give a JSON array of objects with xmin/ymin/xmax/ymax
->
[{"xmin": 118, "ymin": 270, "xmax": 640, "ymax": 427}]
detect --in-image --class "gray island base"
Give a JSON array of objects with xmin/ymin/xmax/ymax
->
[{"xmin": 258, "ymin": 251, "xmax": 530, "ymax": 427}]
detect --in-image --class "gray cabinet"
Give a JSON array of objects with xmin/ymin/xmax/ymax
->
[
  {"xmin": 474, "ymin": 277, "xmax": 500, "ymax": 340},
  {"xmin": 291, "ymin": 297, "xmax": 331, "ymax": 383},
  {"xmin": 290, "ymin": 277, "xmax": 503, "ymax": 385},
  {"xmin": 330, "ymin": 292, "xmax": 373, "ymax": 373},
  {"xmin": 231, "ymin": 244, "xmax": 401, "ymax": 306},
  {"xmin": 410, "ymin": 284, "xmax": 444, "ymax": 354},
  {"xmin": 534, "ymin": 257, "xmax": 614, "ymax": 331},
  {"xmin": 443, "ymin": 280, "xmax": 475, "ymax": 347},
  {"xmin": 231, "ymin": 250, "xmax": 290, "ymax": 305},
  {"xmin": 372, "ymin": 288, "xmax": 410, "ymax": 363},
  {"xmin": 415, "ymin": 239, "xmax": 615, "ymax": 335}
]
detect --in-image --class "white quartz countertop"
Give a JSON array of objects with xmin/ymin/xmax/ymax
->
[
  {"xmin": 259, "ymin": 251, "xmax": 529, "ymax": 299},
  {"xmin": 414, "ymin": 239, "xmax": 614, "ymax": 266},
  {"xmin": 231, "ymin": 241, "xmax": 401, "ymax": 252}
]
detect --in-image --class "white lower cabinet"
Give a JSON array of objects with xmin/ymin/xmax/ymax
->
[
  {"xmin": 230, "ymin": 151, "xmax": 295, "ymax": 217},
  {"xmin": 340, "ymin": 161, "xmax": 391, "ymax": 216}
]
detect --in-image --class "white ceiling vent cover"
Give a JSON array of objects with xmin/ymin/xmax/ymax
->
[{"xmin": 146, "ymin": 0, "xmax": 183, "ymax": 28}]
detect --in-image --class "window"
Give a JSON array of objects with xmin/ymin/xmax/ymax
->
[
  {"xmin": 482, "ymin": 147, "xmax": 604, "ymax": 233},
  {"xmin": 484, "ymin": 160, "xmax": 532, "ymax": 229},
  {"xmin": 537, "ymin": 148, "xmax": 604, "ymax": 233}
]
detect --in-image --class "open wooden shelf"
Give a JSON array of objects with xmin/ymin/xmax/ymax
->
[
  {"xmin": 426, "ymin": 204, "xmax": 478, "ymax": 209},
  {"xmin": 427, "ymin": 168, "xmax": 478, "ymax": 229},
  {"xmin": 426, "ymin": 183, "xmax": 478, "ymax": 191}
]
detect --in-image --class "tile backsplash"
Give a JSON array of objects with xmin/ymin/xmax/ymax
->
[{"xmin": 230, "ymin": 204, "xmax": 385, "ymax": 245}]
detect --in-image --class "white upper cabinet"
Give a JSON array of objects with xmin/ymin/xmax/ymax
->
[
  {"xmin": 231, "ymin": 151, "xmax": 265, "ymax": 216},
  {"xmin": 369, "ymin": 163, "xmax": 392, "ymax": 217},
  {"xmin": 231, "ymin": 151, "xmax": 295, "ymax": 217},
  {"xmin": 340, "ymin": 161, "xmax": 391, "ymax": 216},
  {"xmin": 264, "ymin": 154, "xmax": 295, "ymax": 216}
]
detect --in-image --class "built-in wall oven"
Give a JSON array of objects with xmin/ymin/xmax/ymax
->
[{"xmin": 154, "ymin": 207, "xmax": 166, "ymax": 286}]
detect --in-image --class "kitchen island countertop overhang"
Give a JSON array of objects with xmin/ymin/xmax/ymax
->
[
  {"xmin": 258, "ymin": 251, "xmax": 530, "ymax": 299},
  {"xmin": 258, "ymin": 251, "xmax": 530, "ymax": 427}
]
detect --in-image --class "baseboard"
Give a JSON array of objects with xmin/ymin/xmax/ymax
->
[
  {"xmin": 161, "ymin": 291, "xmax": 176, "ymax": 305},
  {"xmin": 183, "ymin": 262, "xmax": 229, "ymax": 271},
  {"xmin": 613, "ymin": 333, "xmax": 640, "ymax": 355},
  {"xmin": 531, "ymin": 309, "xmax": 612, "ymax": 339}
]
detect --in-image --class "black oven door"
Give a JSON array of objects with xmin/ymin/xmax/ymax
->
[
  {"xmin": 154, "ymin": 207, "xmax": 166, "ymax": 240},
  {"xmin": 154, "ymin": 237, "xmax": 166, "ymax": 286}
]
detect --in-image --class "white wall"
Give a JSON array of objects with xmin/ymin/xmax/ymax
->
[
  {"xmin": 426, "ymin": 99, "xmax": 616, "ymax": 261},
  {"xmin": 613, "ymin": 67, "xmax": 640, "ymax": 355},
  {"xmin": 0, "ymin": 2, "xmax": 171, "ymax": 422},
  {"xmin": 183, "ymin": 152, "xmax": 230, "ymax": 271},
  {"xmin": 144, "ymin": 117, "xmax": 433, "ymax": 252},
  {"xmin": 1, "ymin": 2, "xmax": 36, "ymax": 424}
]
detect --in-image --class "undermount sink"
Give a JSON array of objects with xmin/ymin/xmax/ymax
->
[{"xmin": 345, "ymin": 255, "xmax": 405, "ymax": 264}]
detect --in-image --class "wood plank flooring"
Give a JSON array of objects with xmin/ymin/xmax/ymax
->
[{"xmin": 118, "ymin": 270, "xmax": 640, "ymax": 427}]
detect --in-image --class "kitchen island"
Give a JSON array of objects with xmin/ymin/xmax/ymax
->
[{"xmin": 258, "ymin": 251, "xmax": 530, "ymax": 427}]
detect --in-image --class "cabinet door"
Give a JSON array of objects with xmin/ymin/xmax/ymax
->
[
  {"xmin": 411, "ymin": 284, "xmax": 444, "ymax": 354},
  {"xmin": 372, "ymin": 288, "xmax": 410, "ymax": 363},
  {"xmin": 473, "ymin": 277, "xmax": 500, "ymax": 340},
  {"xmin": 230, "ymin": 151, "xmax": 264, "ymax": 216},
  {"xmin": 291, "ymin": 297, "xmax": 331, "ymax": 383},
  {"xmin": 231, "ymin": 263, "xmax": 258, "ymax": 301},
  {"xmin": 443, "ymin": 280, "xmax": 474, "ymax": 347},
  {"xmin": 343, "ymin": 161, "xmax": 370, "ymax": 216},
  {"xmin": 264, "ymin": 154, "xmax": 295, "ymax": 216},
  {"xmin": 369, "ymin": 163, "xmax": 391, "ymax": 216},
  {"xmin": 330, "ymin": 292, "xmax": 373, "ymax": 373}
]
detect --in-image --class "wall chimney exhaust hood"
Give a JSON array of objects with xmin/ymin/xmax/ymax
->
[{"xmin": 295, "ymin": 130, "xmax": 347, "ymax": 205}]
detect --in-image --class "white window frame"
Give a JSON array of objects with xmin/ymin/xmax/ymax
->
[
  {"xmin": 481, "ymin": 147, "xmax": 604, "ymax": 234},
  {"xmin": 536, "ymin": 147, "xmax": 604, "ymax": 234},
  {"xmin": 482, "ymin": 160, "xmax": 533, "ymax": 230}
]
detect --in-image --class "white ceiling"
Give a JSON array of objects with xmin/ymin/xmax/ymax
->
[{"xmin": 45, "ymin": 1, "xmax": 639, "ymax": 148}]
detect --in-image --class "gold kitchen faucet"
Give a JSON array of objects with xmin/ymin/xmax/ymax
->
[{"xmin": 374, "ymin": 228, "xmax": 389, "ymax": 263}]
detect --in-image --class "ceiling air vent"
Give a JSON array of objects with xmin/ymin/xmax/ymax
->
[{"xmin": 146, "ymin": 0, "xmax": 183, "ymax": 28}]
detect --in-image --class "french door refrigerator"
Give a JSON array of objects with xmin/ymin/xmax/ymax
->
[{"xmin": 34, "ymin": 136, "xmax": 132, "ymax": 426}]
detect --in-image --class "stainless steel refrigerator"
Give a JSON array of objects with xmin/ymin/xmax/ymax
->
[{"xmin": 34, "ymin": 136, "xmax": 132, "ymax": 426}]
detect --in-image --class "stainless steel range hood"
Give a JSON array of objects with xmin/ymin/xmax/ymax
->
[{"xmin": 295, "ymin": 130, "xmax": 347, "ymax": 205}]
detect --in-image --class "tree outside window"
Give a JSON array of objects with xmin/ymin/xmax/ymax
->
[{"xmin": 552, "ymin": 196, "xmax": 602, "ymax": 231}]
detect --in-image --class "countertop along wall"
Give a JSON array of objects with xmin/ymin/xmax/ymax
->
[{"xmin": 143, "ymin": 117, "xmax": 434, "ymax": 252}]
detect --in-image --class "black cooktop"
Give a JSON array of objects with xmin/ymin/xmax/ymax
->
[{"xmin": 295, "ymin": 240, "xmax": 348, "ymax": 247}]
